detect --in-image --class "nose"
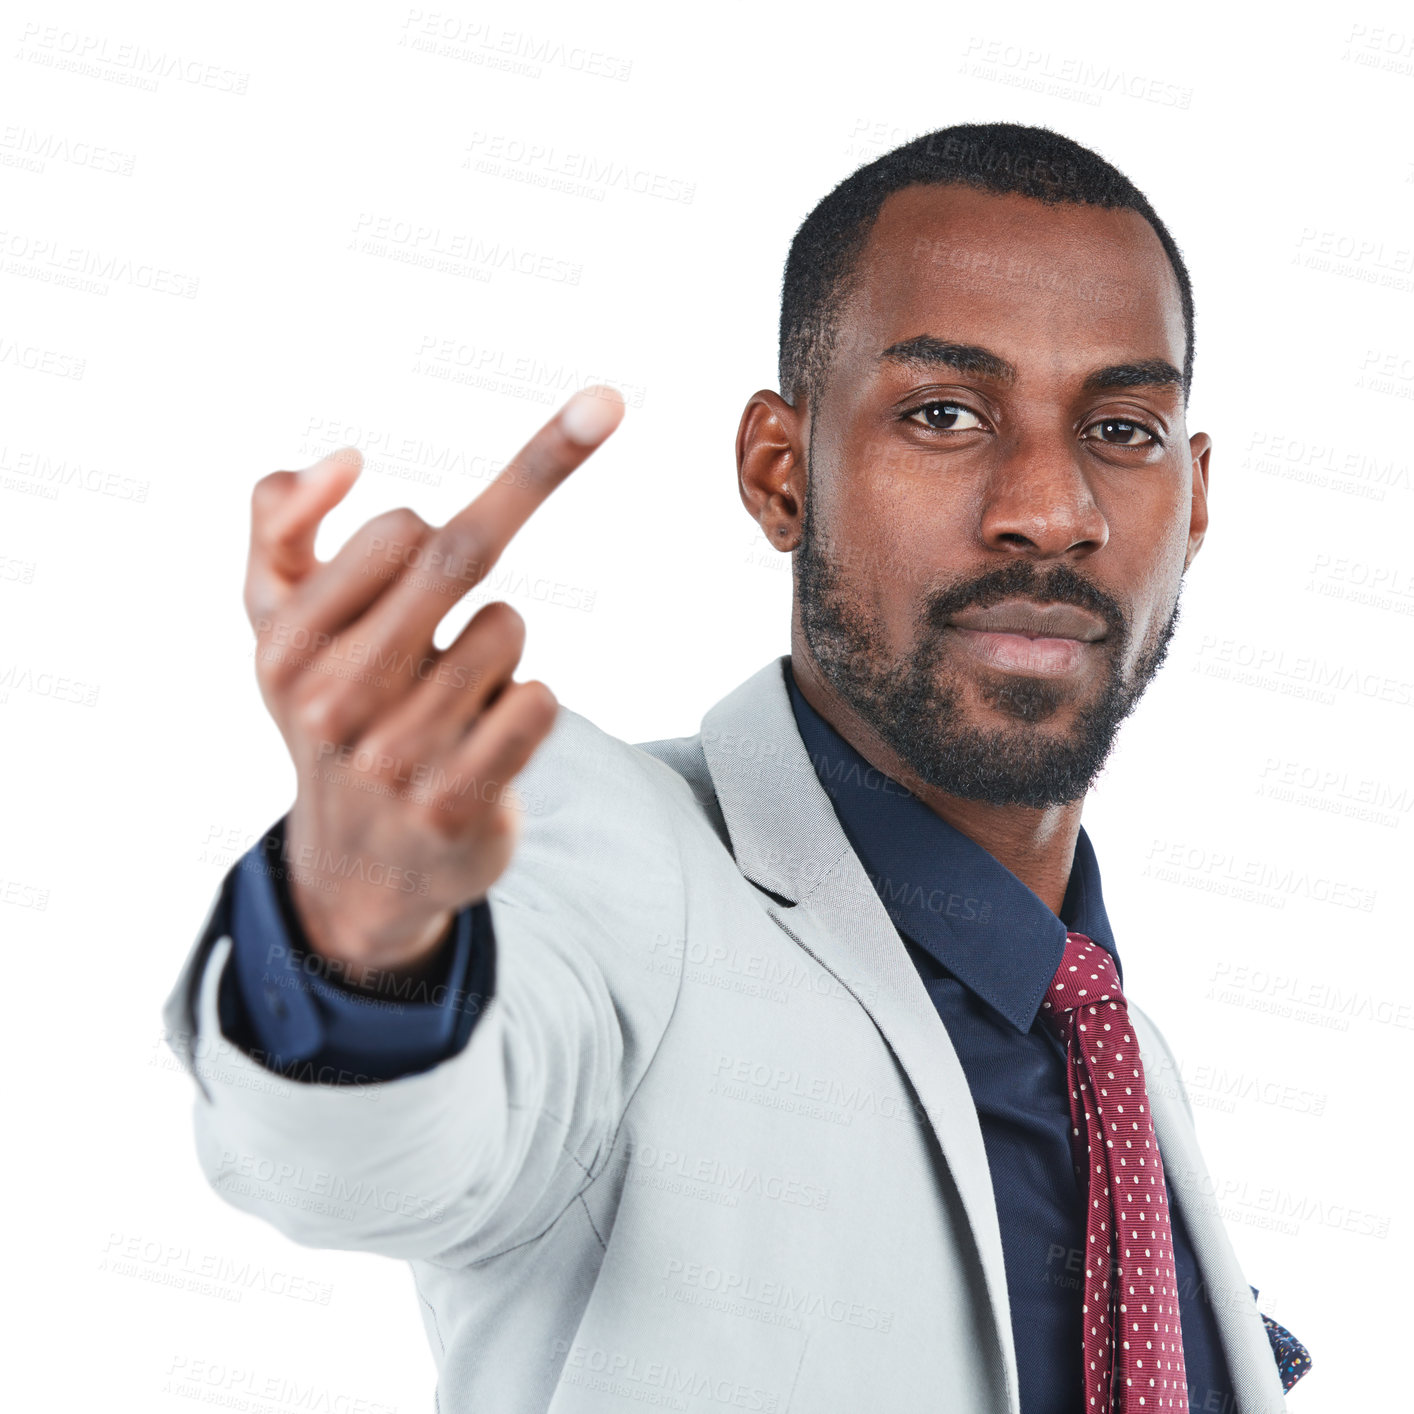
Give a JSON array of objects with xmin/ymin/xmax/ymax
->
[{"xmin": 979, "ymin": 432, "xmax": 1109, "ymax": 558}]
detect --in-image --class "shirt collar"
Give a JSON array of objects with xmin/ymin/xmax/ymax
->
[{"xmin": 785, "ymin": 659, "xmax": 1122, "ymax": 1033}]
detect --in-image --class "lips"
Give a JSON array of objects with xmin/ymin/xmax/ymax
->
[
  {"xmin": 945, "ymin": 599, "xmax": 1108, "ymax": 642},
  {"xmin": 943, "ymin": 598, "xmax": 1108, "ymax": 677}
]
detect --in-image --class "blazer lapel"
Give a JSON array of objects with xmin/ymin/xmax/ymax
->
[{"xmin": 700, "ymin": 655, "xmax": 1020, "ymax": 1410}]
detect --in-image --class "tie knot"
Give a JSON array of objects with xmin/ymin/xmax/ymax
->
[{"xmin": 1041, "ymin": 931, "xmax": 1125, "ymax": 1019}]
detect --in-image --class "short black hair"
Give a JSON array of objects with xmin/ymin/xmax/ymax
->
[{"xmin": 778, "ymin": 122, "xmax": 1194, "ymax": 409}]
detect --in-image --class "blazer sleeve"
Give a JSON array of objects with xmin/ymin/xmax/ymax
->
[{"xmin": 161, "ymin": 709, "xmax": 687, "ymax": 1267}]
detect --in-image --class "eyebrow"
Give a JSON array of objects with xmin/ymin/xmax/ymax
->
[
  {"xmin": 877, "ymin": 335, "xmax": 1183, "ymax": 396},
  {"xmin": 879, "ymin": 336, "xmax": 1014, "ymax": 382},
  {"xmin": 1078, "ymin": 359, "xmax": 1184, "ymax": 395}
]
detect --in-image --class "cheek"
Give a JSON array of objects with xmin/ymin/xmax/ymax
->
[
  {"xmin": 1153, "ymin": 475, "xmax": 1197, "ymax": 578},
  {"xmin": 1118, "ymin": 493, "xmax": 1190, "ymax": 644},
  {"xmin": 834, "ymin": 470, "xmax": 966, "ymax": 635}
]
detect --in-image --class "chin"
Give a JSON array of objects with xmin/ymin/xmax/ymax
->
[{"xmin": 966, "ymin": 673, "xmax": 1085, "ymax": 727}]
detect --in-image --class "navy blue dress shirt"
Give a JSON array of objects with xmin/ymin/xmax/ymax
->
[
  {"xmin": 219, "ymin": 662, "xmax": 1255, "ymax": 1411},
  {"xmin": 216, "ymin": 815, "xmax": 492, "ymax": 1083}
]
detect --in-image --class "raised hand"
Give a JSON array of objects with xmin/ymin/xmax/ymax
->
[{"xmin": 242, "ymin": 386, "xmax": 625, "ymax": 983}]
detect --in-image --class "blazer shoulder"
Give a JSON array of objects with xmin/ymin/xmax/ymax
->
[
  {"xmin": 633, "ymin": 729, "xmax": 729, "ymax": 850},
  {"xmin": 512, "ymin": 705, "xmax": 726, "ymax": 860}
]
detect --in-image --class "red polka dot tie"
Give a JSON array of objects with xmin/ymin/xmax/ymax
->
[{"xmin": 1039, "ymin": 932, "xmax": 1188, "ymax": 1413}]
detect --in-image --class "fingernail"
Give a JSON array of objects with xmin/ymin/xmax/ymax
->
[{"xmin": 560, "ymin": 388, "xmax": 624, "ymax": 445}]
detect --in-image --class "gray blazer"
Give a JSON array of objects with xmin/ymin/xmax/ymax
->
[{"xmin": 163, "ymin": 655, "xmax": 1288, "ymax": 1412}]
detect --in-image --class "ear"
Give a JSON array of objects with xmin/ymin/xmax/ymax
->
[
  {"xmin": 1183, "ymin": 431, "xmax": 1211, "ymax": 571},
  {"xmin": 736, "ymin": 390, "xmax": 808, "ymax": 552}
]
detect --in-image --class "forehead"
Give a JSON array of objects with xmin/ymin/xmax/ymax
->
[{"xmin": 839, "ymin": 184, "xmax": 1186, "ymax": 378}]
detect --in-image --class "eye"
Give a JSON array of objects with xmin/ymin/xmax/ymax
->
[
  {"xmin": 1082, "ymin": 417, "xmax": 1162, "ymax": 448},
  {"xmin": 905, "ymin": 401, "xmax": 986, "ymax": 432}
]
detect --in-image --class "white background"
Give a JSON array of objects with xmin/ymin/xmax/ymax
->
[{"xmin": 4, "ymin": 1, "xmax": 1411, "ymax": 1408}]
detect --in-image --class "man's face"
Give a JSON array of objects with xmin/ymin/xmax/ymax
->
[{"xmin": 794, "ymin": 183, "xmax": 1208, "ymax": 807}]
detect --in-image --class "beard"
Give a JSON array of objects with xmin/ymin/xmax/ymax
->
[{"xmin": 794, "ymin": 479, "xmax": 1183, "ymax": 808}]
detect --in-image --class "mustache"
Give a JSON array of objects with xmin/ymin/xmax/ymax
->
[{"xmin": 920, "ymin": 560, "xmax": 1128, "ymax": 640}]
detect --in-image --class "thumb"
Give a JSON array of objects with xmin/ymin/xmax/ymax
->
[{"xmin": 246, "ymin": 447, "xmax": 363, "ymax": 623}]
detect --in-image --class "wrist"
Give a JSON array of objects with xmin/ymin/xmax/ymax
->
[{"xmin": 301, "ymin": 905, "xmax": 459, "ymax": 990}]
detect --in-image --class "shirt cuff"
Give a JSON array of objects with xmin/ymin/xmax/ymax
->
[{"xmin": 218, "ymin": 815, "xmax": 495, "ymax": 1082}]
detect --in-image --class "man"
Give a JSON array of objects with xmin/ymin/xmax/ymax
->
[{"xmin": 164, "ymin": 123, "xmax": 1310, "ymax": 1412}]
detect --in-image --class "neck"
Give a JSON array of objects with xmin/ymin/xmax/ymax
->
[{"xmin": 788, "ymin": 650, "xmax": 1085, "ymax": 916}]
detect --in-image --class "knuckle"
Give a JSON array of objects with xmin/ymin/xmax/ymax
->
[
  {"xmin": 252, "ymin": 643, "xmax": 282, "ymax": 691},
  {"xmin": 503, "ymin": 716, "xmax": 543, "ymax": 757},
  {"xmin": 416, "ymin": 792, "xmax": 469, "ymax": 839},
  {"xmin": 352, "ymin": 728, "xmax": 414, "ymax": 779},
  {"xmin": 291, "ymin": 687, "xmax": 353, "ymax": 745},
  {"xmin": 520, "ymin": 679, "xmax": 558, "ymax": 723},
  {"xmin": 480, "ymin": 803, "xmax": 519, "ymax": 848},
  {"xmin": 370, "ymin": 505, "xmax": 430, "ymax": 550},
  {"xmin": 495, "ymin": 713, "xmax": 541, "ymax": 760},
  {"xmin": 388, "ymin": 505, "xmax": 429, "ymax": 535},
  {"xmin": 435, "ymin": 523, "xmax": 492, "ymax": 580},
  {"xmin": 480, "ymin": 599, "xmax": 526, "ymax": 647},
  {"xmin": 251, "ymin": 630, "xmax": 292, "ymax": 684}
]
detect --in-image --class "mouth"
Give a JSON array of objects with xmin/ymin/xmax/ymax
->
[{"xmin": 944, "ymin": 599, "xmax": 1108, "ymax": 678}]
